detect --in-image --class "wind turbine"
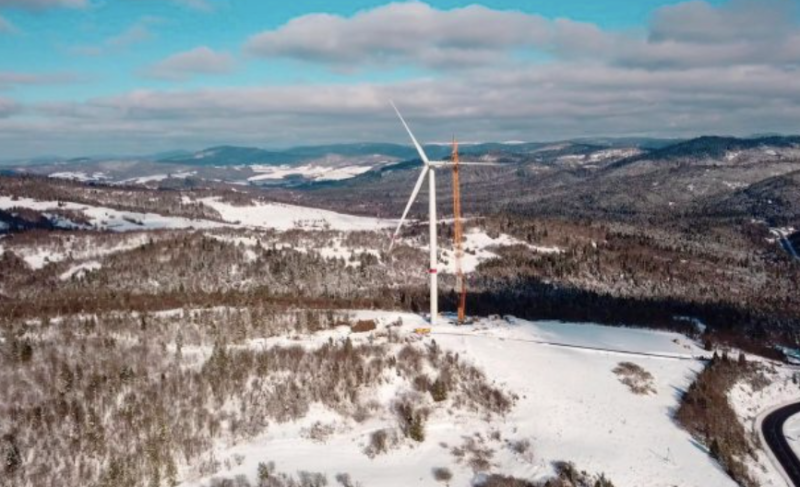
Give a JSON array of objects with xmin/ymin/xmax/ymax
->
[{"xmin": 389, "ymin": 101, "xmax": 500, "ymax": 327}]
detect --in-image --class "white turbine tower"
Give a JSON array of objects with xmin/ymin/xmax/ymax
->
[{"xmin": 389, "ymin": 101, "xmax": 499, "ymax": 327}]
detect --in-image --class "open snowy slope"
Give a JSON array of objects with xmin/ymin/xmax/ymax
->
[
  {"xmin": 184, "ymin": 313, "xmax": 736, "ymax": 487},
  {"xmin": 200, "ymin": 197, "xmax": 394, "ymax": 231},
  {"xmin": 438, "ymin": 229, "xmax": 561, "ymax": 274},
  {"xmin": 0, "ymin": 195, "xmax": 225, "ymax": 232}
]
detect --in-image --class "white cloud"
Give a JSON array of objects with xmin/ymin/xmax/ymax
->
[
  {"xmin": 245, "ymin": 1, "xmax": 552, "ymax": 69},
  {"xmin": 1, "ymin": 57, "xmax": 797, "ymax": 158},
  {"xmin": 146, "ymin": 46, "xmax": 235, "ymax": 80},
  {"xmin": 649, "ymin": 0, "xmax": 796, "ymax": 44},
  {"xmin": 244, "ymin": 0, "xmax": 800, "ymax": 71}
]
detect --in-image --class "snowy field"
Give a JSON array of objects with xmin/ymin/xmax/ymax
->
[
  {"xmin": 200, "ymin": 197, "xmax": 393, "ymax": 232},
  {"xmin": 0, "ymin": 195, "xmax": 224, "ymax": 232},
  {"xmin": 440, "ymin": 229, "xmax": 561, "ymax": 274},
  {"xmin": 182, "ymin": 313, "xmax": 745, "ymax": 487},
  {"xmin": 248, "ymin": 164, "xmax": 373, "ymax": 182},
  {"xmin": 0, "ymin": 194, "xmax": 393, "ymax": 233}
]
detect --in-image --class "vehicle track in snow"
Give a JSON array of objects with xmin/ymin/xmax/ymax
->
[{"xmin": 430, "ymin": 330, "xmax": 704, "ymax": 361}]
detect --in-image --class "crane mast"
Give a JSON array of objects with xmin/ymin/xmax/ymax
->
[{"xmin": 451, "ymin": 137, "xmax": 467, "ymax": 323}]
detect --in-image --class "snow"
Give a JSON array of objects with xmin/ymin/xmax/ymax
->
[
  {"xmin": 9, "ymin": 233, "xmax": 153, "ymax": 270},
  {"xmin": 588, "ymin": 148, "xmax": 642, "ymax": 162},
  {"xmin": 439, "ymin": 229, "xmax": 561, "ymax": 274},
  {"xmin": 59, "ymin": 260, "xmax": 102, "ymax": 280},
  {"xmin": 786, "ymin": 414, "xmax": 800, "ymax": 459},
  {"xmin": 248, "ymin": 164, "xmax": 372, "ymax": 182},
  {"xmin": 119, "ymin": 174, "xmax": 169, "ymax": 184},
  {"xmin": 118, "ymin": 171, "xmax": 197, "ymax": 185},
  {"xmin": 0, "ymin": 195, "xmax": 225, "ymax": 232},
  {"xmin": 183, "ymin": 312, "xmax": 736, "ymax": 487},
  {"xmin": 49, "ymin": 171, "xmax": 109, "ymax": 182},
  {"xmin": 200, "ymin": 197, "xmax": 393, "ymax": 232}
]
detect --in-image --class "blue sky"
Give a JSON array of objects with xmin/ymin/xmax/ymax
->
[{"xmin": 0, "ymin": 0, "xmax": 797, "ymax": 157}]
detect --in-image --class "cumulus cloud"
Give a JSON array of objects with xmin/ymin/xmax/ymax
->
[
  {"xmin": 146, "ymin": 46, "xmax": 235, "ymax": 80},
  {"xmin": 649, "ymin": 0, "xmax": 796, "ymax": 44},
  {"xmin": 245, "ymin": 2, "xmax": 552, "ymax": 69},
  {"xmin": 245, "ymin": 0, "xmax": 800, "ymax": 71}
]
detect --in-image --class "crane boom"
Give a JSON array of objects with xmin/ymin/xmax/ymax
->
[{"xmin": 451, "ymin": 137, "xmax": 467, "ymax": 323}]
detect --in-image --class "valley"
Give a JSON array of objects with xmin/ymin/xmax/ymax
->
[{"xmin": 1, "ymin": 134, "xmax": 799, "ymax": 487}]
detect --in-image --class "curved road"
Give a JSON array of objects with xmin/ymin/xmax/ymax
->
[{"xmin": 762, "ymin": 402, "xmax": 800, "ymax": 486}]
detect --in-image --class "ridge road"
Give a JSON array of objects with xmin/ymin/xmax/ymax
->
[{"xmin": 762, "ymin": 402, "xmax": 800, "ymax": 487}]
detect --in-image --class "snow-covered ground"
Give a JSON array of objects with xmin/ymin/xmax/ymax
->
[
  {"xmin": 785, "ymin": 413, "xmax": 800, "ymax": 459},
  {"xmin": 200, "ymin": 197, "xmax": 393, "ymax": 232},
  {"xmin": 248, "ymin": 164, "xmax": 373, "ymax": 182},
  {"xmin": 0, "ymin": 195, "xmax": 225, "ymax": 232},
  {"xmin": 439, "ymin": 229, "xmax": 561, "ymax": 274},
  {"xmin": 118, "ymin": 171, "xmax": 197, "ymax": 185},
  {"xmin": 184, "ymin": 313, "xmax": 738, "ymax": 487},
  {"xmin": 49, "ymin": 171, "xmax": 109, "ymax": 182},
  {"xmin": 59, "ymin": 260, "xmax": 102, "ymax": 280},
  {"xmin": 4, "ymin": 233, "xmax": 155, "ymax": 269}
]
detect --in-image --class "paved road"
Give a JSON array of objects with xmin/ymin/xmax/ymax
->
[
  {"xmin": 780, "ymin": 235, "xmax": 800, "ymax": 261},
  {"xmin": 762, "ymin": 402, "xmax": 800, "ymax": 486}
]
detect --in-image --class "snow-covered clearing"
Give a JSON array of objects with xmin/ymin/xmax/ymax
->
[
  {"xmin": 7, "ymin": 233, "xmax": 153, "ymax": 270},
  {"xmin": 248, "ymin": 164, "xmax": 373, "ymax": 182},
  {"xmin": 184, "ymin": 313, "xmax": 736, "ymax": 487},
  {"xmin": 0, "ymin": 195, "xmax": 225, "ymax": 232},
  {"xmin": 200, "ymin": 197, "xmax": 393, "ymax": 232},
  {"xmin": 439, "ymin": 229, "xmax": 561, "ymax": 274},
  {"xmin": 48, "ymin": 171, "xmax": 109, "ymax": 182},
  {"xmin": 59, "ymin": 260, "xmax": 102, "ymax": 280},
  {"xmin": 117, "ymin": 171, "xmax": 197, "ymax": 185}
]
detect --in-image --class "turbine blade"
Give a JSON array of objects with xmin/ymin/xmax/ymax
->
[
  {"xmin": 390, "ymin": 166, "xmax": 429, "ymax": 251},
  {"xmin": 433, "ymin": 161, "xmax": 503, "ymax": 167},
  {"xmin": 455, "ymin": 162, "xmax": 503, "ymax": 166},
  {"xmin": 390, "ymin": 101, "xmax": 430, "ymax": 165}
]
